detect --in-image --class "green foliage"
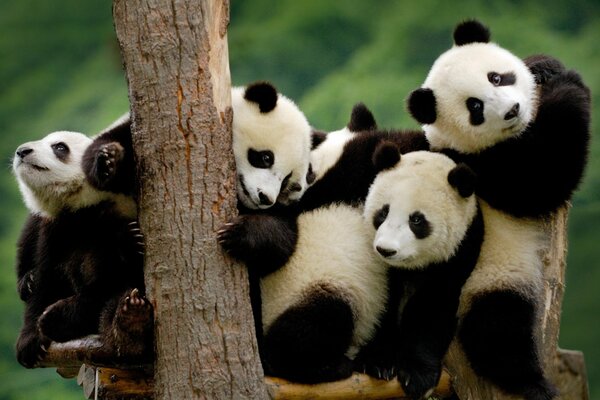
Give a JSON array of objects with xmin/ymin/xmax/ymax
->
[{"xmin": 0, "ymin": 0, "xmax": 599, "ymax": 398}]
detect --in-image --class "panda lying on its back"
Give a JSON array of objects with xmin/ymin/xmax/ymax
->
[
  {"xmin": 13, "ymin": 123, "xmax": 150, "ymax": 368},
  {"xmin": 407, "ymin": 20, "xmax": 591, "ymax": 400}
]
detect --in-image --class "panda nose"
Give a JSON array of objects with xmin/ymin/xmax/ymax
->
[
  {"xmin": 16, "ymin": 147, "xmax": 33, "ymax": 159},
  {"xmin": 504, "ymin": 103, "xmax": 520, "ymax": 120},
  {"xmin": 376, "ymin": 246, "xmax": 397, "ymax": 258},
  {"xmin": 258, "ymin": 191, "xmax": 274, "ymax": 206}
]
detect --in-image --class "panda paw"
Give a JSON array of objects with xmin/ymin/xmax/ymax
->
[
  {"xmin": 354, "ymin": 347, "xmax": 398, "ymax": 381},
  {"xmin": 16, "ymin": 331, "xmax": 50, "ymax": 368},
  {"xmin": 128, "ymin": 221, "xmax": 145, "ymax": 256},
  {"xmin": 93, "ymin": 142, "xmax": 125, "ymax": 189},
  {"xmin": 115, "ymin": 288, "xmax": 153, "ymax": 332},
  {"xmin": 216, "ymin": 216, "xmax": 253, "ymax": 261},
  {"xmin": 17, "ymin": 271, "xmax": 35, "ymax": 301},
  {"xmin": 37, "ymin": 297, "xmax": 79, "ymax": 343},
  {"xmin": 397, "ymin": 361, "xmax": 441, "ymax": 400},
  {"xmin": 525, "ymin": 55, "xmax": 564, "ymax": 85}
]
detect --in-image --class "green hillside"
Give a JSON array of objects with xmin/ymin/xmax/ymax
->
[{"xmin": 0, "ymin": 1, "xmax": 598, "ymax": 398}]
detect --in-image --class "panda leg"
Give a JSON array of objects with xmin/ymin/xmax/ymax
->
[
  {"xmin": 37, "ymin": 293, "xmax": 105, "ymax": 343},
  {"xmin": 262, "ymin": 285, "xmax": 354, "ymax": 383},
  {"xmin": 16, "ymin": 297, "xmax": 53, "ymax": 368},
  {"xmin": 459, "ymin": 290, "xmax": 558, "ymax": 400}
]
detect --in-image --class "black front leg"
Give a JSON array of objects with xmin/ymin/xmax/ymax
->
[{"xmin": 217, "ymin": 213, "xmax": 298, "ymax": 276}]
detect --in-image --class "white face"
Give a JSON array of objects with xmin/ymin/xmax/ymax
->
[
  {"xmin": 13, "ymin": 131, "xmax": 100, "ymax": 216},
  {"xmin": 364, "ymin": 152, "xmax": 477, "ymax": 269},
  {"xmin": 423, "ymin": 43, "xmax": 536, "ymax": 153},
  {"xmin": 231, "ymin": 87, "xmax": 312, "ymax": 209}
]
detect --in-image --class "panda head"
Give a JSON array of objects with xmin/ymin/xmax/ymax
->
[
  {"xmin": 365, "ymin": 146, "xmax": 477, "ymax": 269},
  {"xmin": 12, "ymin": 131, "xmax": 125, "ymax": 217},
  {"xmin": 407, "ymin": 20, "xmax": 537, "ymax": 153},
  {"xmin": 232, "ymin": 82, "xmax": 312, "ymax": 209}
]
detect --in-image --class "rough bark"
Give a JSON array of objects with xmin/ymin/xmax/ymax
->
[{"xmin": 112, "ymin": 1, "xmax": 268, "ymax": 398}]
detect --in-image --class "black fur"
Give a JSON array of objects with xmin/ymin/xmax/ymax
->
[
  {"xmin": 372, "ymin": 141, "xmax": 401, "ymax": 173},
  {"xmin": 356, "ymin": 207, "xmax": 484, "ymax": 398},
  {"xmin": 453, "ymin": 20, "xmax": 491, "ymax": 45},
  {"xmin": 459, "ymin": 290, "xmax": 558, "ymax": 400},
  {"xmin": 311, "ymin": 130, "xmax": 328, "ymax": 149},
  {"xmin": 524, "ymin": 54, "xmax": 565, "ymax": 85},
  {"xmin": 407, "ymin": 88, "xmax": 437, "ymax": 124},
  {"xmin": 441, "ymin": 64, "xmax": 590, "ymax": 218},
  {"xmin": 15, "ymin": 203, "xmax": 145, "ymax": 368},
  {"xmin": 82, "ymin": 115, "xmax": 136, "ymax": 196},
  {"xmin": 262, "ymin": 283, "xmax": 355, "ymax": 383},
  {"xmin": 448, "ymin": 163, "xmax": 477, "ymax": 198},
  {"xmin": 244, "ymin": 81, "xmax": 278, "ymax": 113},
  {"xmin": 347, "ymin": 102, "xmax": 377, "ymax": 132}
]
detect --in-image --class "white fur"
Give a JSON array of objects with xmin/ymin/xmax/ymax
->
[
  {"xmin": 365, "ymin": 151, "xmax": 477, "ymax": 269},
  {"xmin": 231, "ymin": 86, "xmax": 312, "ymax": 209},
  {"xmin": 458, "ymin": 201, "xmax": 545, "ymax": 316},
  {"xmin": 309, "ymin": 127, "xmax": 355, "ymax": 181},
  {"xmin": 422, "ymin": 42, "xmax": 537, "ymax": 153},
  {"xmin": 13, "ymin": 131, "xmax": 136, "ymax": 218},
  {"xmin": 260, "ymin": 204, "xmax": 389, "ymax": 358}
]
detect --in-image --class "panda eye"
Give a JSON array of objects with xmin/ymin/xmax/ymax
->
[
  {"xmin": 488, "ymin": 72, "xmax": 502, "ymax": 86},
  {"xmin": 372, "ymin": 204, "xmax": 389, "ymax": 229},
  {"xmin": 409, "ymin": 211, "xmax": 431, "ymax": 239},
  {"xmin": 51, "ymin": 142, "xmax": 70, "ymax": 161},
  {"xmin": 248, "ymin": 149, "xmax": 275, "ymax": 169}
]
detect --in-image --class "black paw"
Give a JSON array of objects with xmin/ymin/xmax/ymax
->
[
  {"xmin": 522, "ymin": 379, "xmax": 559, "ymax": 400},
  {"xmin": 354, "ymin": 348, "xmax": 398, "ymax": 381},
  {"xmin": 93, "ymin": 142, "xmax": 125, "ymax": 189},
  {"xmin": 397, "ymin": 361, "xmax": 441, "ymax": 400},
  {"xmin": 525, "ymin": 55, "xmax": 564, "ymax": 85},
  {"xmin": 115, "ymin": 289, "xmax": 153, "ymax": 332},
  {"xmin": 17, "ymin": 271, "xmax": 35, "ymax": 301},
  {"xmin": 16, "ymin": 332, "xmax": 49, "ymax": 368},
  {"xmin": 128, "ymin": 221, "xmax": 145, "ymax": 256},
  {"xmin": 216, "ymin": 215, "xmax": 252, "ymax": 261}
]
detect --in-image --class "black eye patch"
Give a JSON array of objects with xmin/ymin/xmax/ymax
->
[
  {"xmin": 51, "ymin": 142, "xmax": 70, "ymax": 162},
  {"xmin": 409, "ymin": 211, "xmax": 431, "ymax": 239},
  {"xmin": 373, "ymin": 204, "xmax": 389, "ymax": 229},
  {"xmin": 487, "ymin": 72, "xmax": 516, "ymax": 87},
  {"xmin": 281, "ymin": 172, "xmax": 293, "ymax": 191},
  {"xmin": 466, "ymin": 97, "xmax": 485, "ymax": 126},
  {"xmin": 247, "ymin": 149, "xmax": 274, "ymax": 169}
]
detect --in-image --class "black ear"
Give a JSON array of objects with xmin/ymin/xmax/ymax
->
[
  {"xmin": 311, "ymin": 130, "xmax": 327, "ymax": 149},
  {"xmin": 348, "ymin": 102, "xmax": 377, "ymax": 132},
  {"xmin": 372, "ymin": 141, "xmax": 401, "ymax": 173},
  {"xmin": 453, "ymin": 20, "xmax": 491, "ymax": 46},
  {"xmin": 244, "ymin": 81, "xmax": 278, "ymax": 113},
  {"xmin": 448, "ymin": 163, "xmax": 477, "ymax": 198},
  {"xmin": 407, "ymin": 88, "xmax": 437, "ymax": 124}
]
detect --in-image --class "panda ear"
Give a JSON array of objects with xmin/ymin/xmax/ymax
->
[
  {"xmin": 372, "ymin": 141, "xmax": 401, "ymax": 173},
  {"xmin": 407, "ymin": 88, "xmax": 437, "ymax": 124},
  {"xmin": 311, "ymin": 130, "xmax": 327, "ymax": 149},
  {"xmin": 448, "ymin": 163, "xmax": 477, "ymax": 198},
  {"xmin": 244, "ymin": 81, "xmax": 278, "ymax": 113},
  {"xmin": 348, "ymin": 102, "xmax": 377, "ymax": 132},
  {"xmin": 453, "ymin": 20, "xmax": 491, "ymax": 46}
]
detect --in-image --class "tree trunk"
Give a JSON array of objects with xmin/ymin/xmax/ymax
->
[{"xmin": 112, "ymin": 1, "xmax": 268, "ymax": 399}]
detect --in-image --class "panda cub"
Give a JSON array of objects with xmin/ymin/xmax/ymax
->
[
  {"xmin": 407, "ymin": 20, "xmax": 590, "ymax": 399},
  {"xmin": 360, "ymin": 147, "xmax": 483, "ymax": 399},
  {"xmin": 13, "ymin": 123, "xmax": 150, "ymax": 368}
]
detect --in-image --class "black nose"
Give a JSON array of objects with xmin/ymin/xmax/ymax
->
[
  {"xmin": 16, "ymin": 147, "xmax": 33, "ymax": 159},
  {"xmin": 258, "ymin": 192, "xmax": 274, "ymax": 206},
  {"xmin": 376, "ymin": 246, "xmax": 397, "ymax": 258},
  {"xmin": 504, "ymin": 103, "xmax": 520, "ymax": 120}
]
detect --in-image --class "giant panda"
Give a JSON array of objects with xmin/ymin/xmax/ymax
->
[
  {"xmin": 13, "ymin": 125, "xmax": 151, "ymax": 368},
  {"xmin": 406, "ymin": 20, "xmax": 590, "ymax": 400},
  {"xmin": 358, "ymin": 147, "xmax": 483, "ymax": 399}
]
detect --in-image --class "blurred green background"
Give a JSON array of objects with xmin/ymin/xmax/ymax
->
[{"xmin": 0, "ymin": 1, "xmax": 597, "ymax": 398}]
